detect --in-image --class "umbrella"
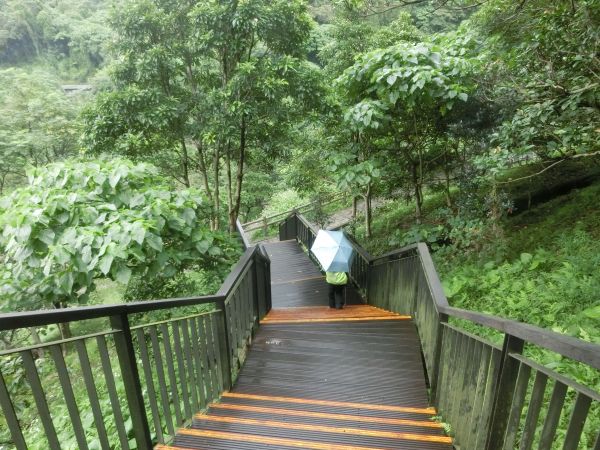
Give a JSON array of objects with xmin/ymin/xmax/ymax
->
[{"xmin": 310, "ymin": 230, "xmax": 354, "ymax": 272}]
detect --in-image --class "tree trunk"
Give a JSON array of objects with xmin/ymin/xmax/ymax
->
[
  {"xmin": 443, "ymin": 151, "xmax": 452, "ymax": 208},
  {"xmin": 212, "ymin": 144, "xmax": 221, "ymax": 231},
  {"xmin": 29, "ymin": 328, "xmax": 44, "ymax": 358},
  {"xmin": 226, "ymin": 143, "xmax": 234, "ymax": 223},
  {"xmin": 54, "ymin": 303, "xmax": 72, "ymax": 340},
  {"xmin": 352, "ymin": 196, "xmax": 358, "ymax": 218},
  {"xmin": 412, "ymin": 163, "xmax": 422, "ymax": 224},
  {"xmin": 364, "ymin": 183, "xmax": 372, "ymax": 239},
  {"xmin": 181, "ymin": 138, "xmax": 190, "ymax": 188},
  {"xmin": 196, "ymin": 141, "xmax": 213, "ymax": 204},
  {"xmin": 229, "ymin": 115, "xmax": 247, "ymax": 233}
]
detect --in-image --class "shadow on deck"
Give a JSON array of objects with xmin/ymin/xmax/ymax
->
[{"xmin": 160, "ymin": 240, "xmax": 452, "ymax": 450}]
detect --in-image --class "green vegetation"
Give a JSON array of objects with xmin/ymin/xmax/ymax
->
[
  {"xmin": 0, "ymin": 159, "xmax": 238, "ymax": 315},
  {"xmin": 0, "ymin": 0, "xmax": 599, "ymax": 448}
]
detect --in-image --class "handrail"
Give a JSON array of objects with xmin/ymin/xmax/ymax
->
[
  {"xmin": 236, "ymin": 218, "xmax": 252, "ymax": 250},
  {"xmin": 0, "ymin": 295, "xmax": 223, "ymax": 331},
  {"xmin": 217, "ymin": 245, "xmax": 258, "ymax": 296},
  {"xmin": 280, "ymin": 212, "xmax": 600, "ymax": 367},
  {"xmin": 278, "ymin": 211, "xmax": 600, "ymax": 450},
  {"xmin": 439, "ymin": 305, "xmax": 600, "ymax": 370},
  {"xmin": 0, "ymin": 237, "xmax": 272, "ymax": 449},
  {"xmin": 241, "ymin": 193, "xmax": 345, "ymax": 229},
  {"xmin": 295, "ymin": 212, "xmax": 319, "ymax": 235}
]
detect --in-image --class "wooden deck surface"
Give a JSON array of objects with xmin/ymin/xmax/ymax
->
[{"xmin": 161, "ymin": 240, "xmax": 452, "ymax": 450}]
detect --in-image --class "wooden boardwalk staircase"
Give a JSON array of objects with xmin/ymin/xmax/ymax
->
[
  {"xmin": 160, "ymin": 239, "xmax": 453, "ymax": 449},
  {"xmin": 0, "ymin": 214, "xmax": 598, "ymax": 450}
]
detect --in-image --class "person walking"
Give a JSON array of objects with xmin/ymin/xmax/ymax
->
[{"xmin": 326, "ymin": 271, "xmax": 348, "ymax": 309}]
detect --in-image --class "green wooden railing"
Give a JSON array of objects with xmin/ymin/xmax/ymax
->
[
  {"xmin": 281, "ymin": 212, "xmax": 600, "ymax": 450},
  {"xmin": 0, "ymin": 241, "xmax": 271, "ymax": 450}
]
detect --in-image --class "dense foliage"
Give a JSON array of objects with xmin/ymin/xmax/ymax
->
[
  {"xmin": 0, "ymin": 159, "xmax": 238, "ymax": 316},
  {"xmin": 0, "ymin": 0, "xmax": 599, "ymax": 448}
]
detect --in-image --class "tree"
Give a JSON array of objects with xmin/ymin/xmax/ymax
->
[
  {"xmin": 82, "ymin": 0, "xmax": 320, "ymax": 232},
  {"xmin": 0, "ymin": 158, "xmax": 238, "ymax": 336},
  {"xmin": 474, "ymin": 0, "xmax": 600, "ymax": 166},
  {"xmin": 337, "ymin": 35, "xmax": 478, "ymax": 223},
  {"xmin": 0, "ymin": 0, "xmax": 110, "ymax": 75},
  {"xmin": 0, "ymin": 68, "xmax": 84, "ymax": 193}
]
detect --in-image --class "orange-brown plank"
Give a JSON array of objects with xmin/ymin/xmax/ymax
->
[
  {"xmin": 263, "ymin": 316, "xmax": 412, "ymax": 324},
  {"xmin": 192, "ymin": 414, "xmax": 452, "ymax": 443},
  {"xmin": 178, "ymin": 429, "xmax": 452, "ymax": 450},
  {"xmin": 222, "ymin": 392, "xmax": 437, "ymax": 415},
  {"xmin": 204, "ymin": 403, "xmax": 443, "ymax": 428},
  {"xmin": 263, "ymin": 305, "xmax": 410, "ymax": 323}
]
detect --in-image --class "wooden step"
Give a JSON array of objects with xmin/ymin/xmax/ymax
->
[{"xmin": 262, "ymin": 305, "xmax": 410, "ymax": 323}]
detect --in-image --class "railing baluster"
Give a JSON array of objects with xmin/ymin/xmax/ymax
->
[
  {"xmin": 562, "ymin": 393, "xmax": 592, "ymax": 450},
  {"xmin": 95, "ymin": 336, "xmax": 129, "ymax": 450},
  {"xmin": 475, "ymin": 348, "xmax": 502, "ymax": 450},
  {"xmin": 160, "ymin": 322, "xmax": 183, "ymax": 427},
  {"xmin": 518, "ymin": 371, "xmax": 548, "ymax": 450},
  {"xmin": 538, "ymin": 381, "xmax": 568, "ymax": 449},
  {"xmin": 207, "ymin": 313, "xmax": 224, "ymax": 394},
  {"xmin": 188, "ymin": 317, "xmax": 208, "ymax": 409},
  {"xmin": 502, "ymin": 361, "xmax": 532, "ymax": 450},
  {"xmin": 466, "ymin": 342, "xmax": 491, "ymax": 450},
  {"xmin": 149, "ymin": 325, "xmax": 175, "ymax": 435},
  {"xmin": 180, "ymin": 319, "xmax": 200, "ymax": 413},
  {"xmin": 0, "ymin": 367, "xmax": 27, "ymax": 449},
  {"xmin": 486, "ymin": 334, "xmax": 525, "ymax": 450},
  {"xmin": 49, "ymin": 344, "xmax": 89, "ymax": 450},
  {"xmin": 135, "ymin": 328, "xmax": 164, "ymax": 443},
  {"xmin": 197, "ymin": 316, "xmax": 216, "ymax": 402},
  {"xmin": 21, "ymin": 350, "xmax": 61, "ymax": 450},
  {"xmin": 215, "ymin": 301, "xmax": 233, "ymax": 391},
  {"xmin": 196, "ymin": 316, "xmax": 214, "ymax": 402},
  {"xmin": 109, "ymin": 314, "xmax": 153, "ymax": 449},
  {"xmin": 172, "ymin": 320, "xmax": 192, "ymax": 419}
]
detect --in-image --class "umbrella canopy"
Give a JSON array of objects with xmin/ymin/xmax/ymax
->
[{"xmin": 310, "ymin": 230, "xmax": 354, "ymax": 272}]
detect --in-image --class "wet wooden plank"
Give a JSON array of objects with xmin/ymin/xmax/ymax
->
[{"xmin": 168, "ymin": 240, "xmax": 449, "ymax": 450}]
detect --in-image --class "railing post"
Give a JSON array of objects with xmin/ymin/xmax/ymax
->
[
  {"xmin": 292, "ymin": 212, "xmax": 298, "ymax": 242},
  {"xmin": 251, "ymin": 253, "xmax": 260, "ymax": 329},
  {"xmin": 109, "ymin": 313, "xmax": 153, "ymax": 449},
  {"xmin": 430, "ymin": 313, "xmax": 448, "ymax": 404},
  {"xmin": 485, "ymin": 333, "xmax": 525, "ymax": 450},
  {"xmin": 215, "ymin": 299, "xmax": 233, "ymax": 391}
]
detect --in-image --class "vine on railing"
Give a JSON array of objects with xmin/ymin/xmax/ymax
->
[
  {"xmin": 0, "ymin": 244, "xmax": 271, "ymax": 450},
  {"xmin": 279, "ymin": 212, "xmax": 600, "ymax": 450}
]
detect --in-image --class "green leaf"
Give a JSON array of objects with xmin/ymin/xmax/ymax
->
[
  {"xmin": 196, "ymin": 240, "xmax": 210, "ymax": 254},
  {"xmin": 520, "ymin": 253, "xmax": 533, "ymax": 265},
  {"xmin": 182, "ymin": 207, "xmax": 196, "ymax": 225},
  {"xmin": 458, "ymin": 92, "xmax": 468, "ymax": 102},
  {"xmin": 146, "ymin": 233, "xmax": 163, "ymax": 252},
  {"xmin": 99, "ymin": 254, "xmax": 114, "ymax": 275},
  {"xmin": 81, "ymin": 245, "xmax": 92, "ymax": 264},
  {"xmin": 131, "ymin": 223, "xmax": 146, "ymax": 245},
  {"xmin": 208, "ymin": 246, "xmax": 222, "ymax": 256},
  {"xmin": 38, "ymin": 229, "xmax": 55, "ymax": 245},
  {"xmin": 115, "ymin": 266, "xmax": 132, "ymax": 284},
  {"xmin": 109, "ymin": 171, "xmax": 121, "ymax": 188},
  {"xmin": 582, "ymin": 305, "xmax": 600, "ymax": 319}
]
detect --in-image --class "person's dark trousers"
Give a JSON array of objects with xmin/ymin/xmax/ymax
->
[{"xmin": 328, "ymin": 284, "xmax": 346, "ymax": 309}]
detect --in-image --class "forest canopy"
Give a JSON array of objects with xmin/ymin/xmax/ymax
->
[{"xmin": 0, "ymin": 1, "xmax": 599, "ymax": 448}]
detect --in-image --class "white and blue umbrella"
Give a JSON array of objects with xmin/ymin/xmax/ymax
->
[{"xmin": 310, "ymin": 230, "xmax": 354, "ymax": 272}]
